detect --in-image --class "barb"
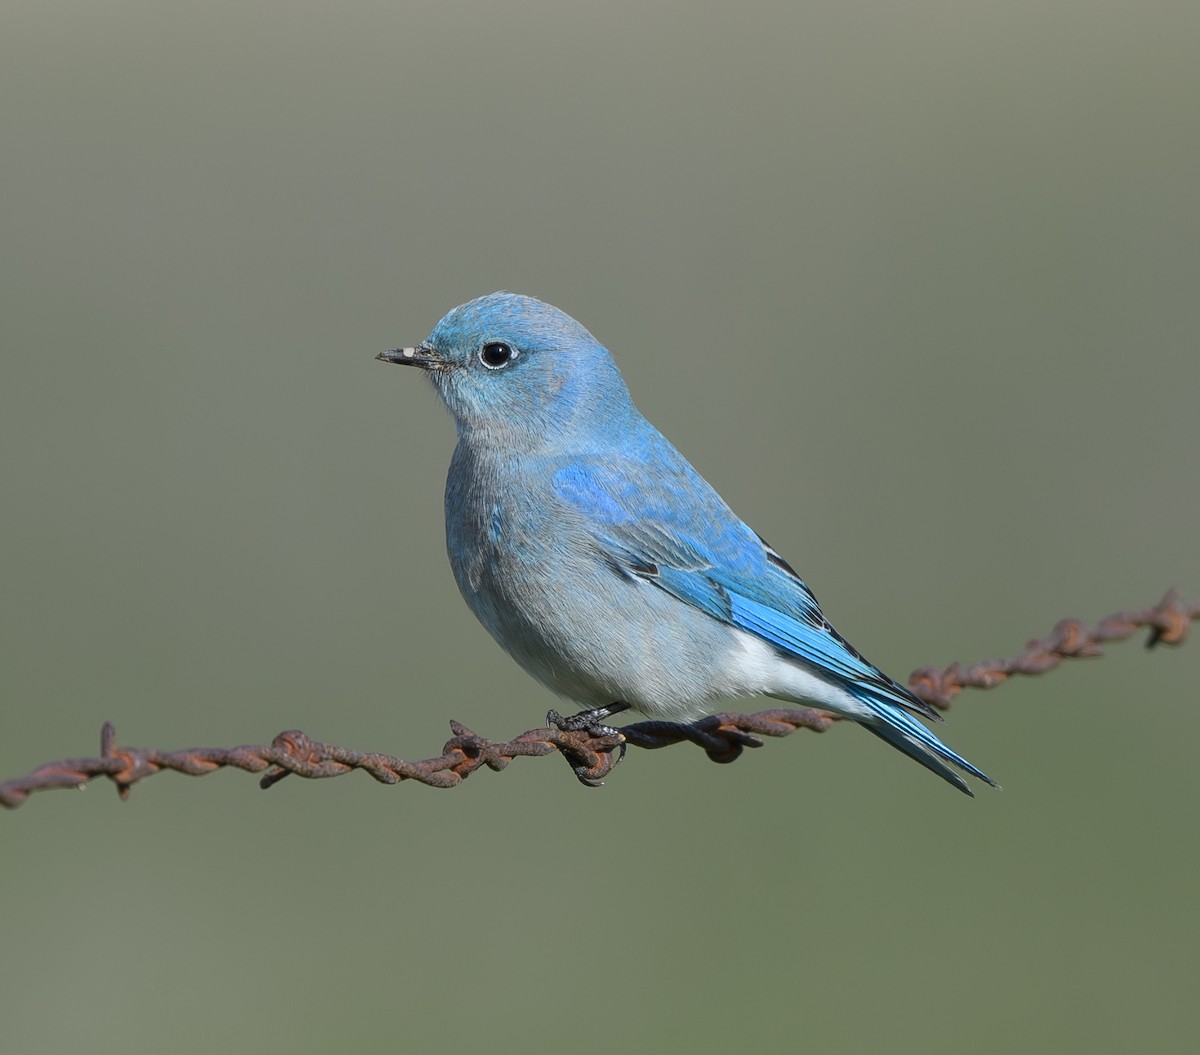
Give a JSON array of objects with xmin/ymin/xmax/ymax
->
[{"xmin": 2, "ymin": 590, "xmax": 1194, "ymax": 810}]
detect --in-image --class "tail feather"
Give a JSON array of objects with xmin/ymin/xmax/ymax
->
[
  {"xmin": 865, "ymin": 723, "xmax": 974, "ymax": 796},
  {"xmin": 853, "ymin": 688, "xmax": 999, "ymax": 796}
]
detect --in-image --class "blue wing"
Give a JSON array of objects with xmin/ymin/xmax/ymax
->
[
  {"xmin": 553, "ymin": 453, "xmax": 933, "ymax": 716},
  {"xmin": 553, "ymin": 449, "xmax": 997, "ymax": 794}
]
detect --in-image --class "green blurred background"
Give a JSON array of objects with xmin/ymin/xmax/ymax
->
[{"xmin": 3, "ymin": 2, "xmax": 1198, "ymax": 1052}]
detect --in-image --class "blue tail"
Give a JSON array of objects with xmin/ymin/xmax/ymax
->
[{"xmin": 853, "ymin": 689, "xmax": 999, "ymax": 797}]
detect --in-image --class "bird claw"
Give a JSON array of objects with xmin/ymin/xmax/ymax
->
[
  {"xmin": 572, "ymin": 766, "xmax": 610, "ymax": 789},
  {"xmin": 546, "ymin": 702, "xmax": 630, "ymax": 784}
]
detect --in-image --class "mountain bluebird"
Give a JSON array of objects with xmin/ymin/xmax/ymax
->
[{"xmin": 378, "ymin": 293, "xmax": 996, "ymax": 795}]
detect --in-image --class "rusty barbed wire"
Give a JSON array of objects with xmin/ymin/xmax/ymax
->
[
  {"xmin": 2, "ymin": 589, "xmax": 1195, "ymax": 810},
  {"xmin": 906, "ymin": 587, "xmax": 1196, "ymax": 707}
]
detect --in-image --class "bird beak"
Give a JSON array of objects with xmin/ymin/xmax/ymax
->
[{"xmin": 375, "ymin": 345, "xmax": 444, "ymax": 370}]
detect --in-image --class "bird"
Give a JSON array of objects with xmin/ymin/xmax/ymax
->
[{"xmin": 377, "ymin": 292, "xmax": 997, "ymax": 795}]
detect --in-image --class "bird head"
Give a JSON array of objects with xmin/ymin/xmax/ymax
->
[{"xmin": 378, "ymin": 293, "xmax": 635, "ymax": 443}]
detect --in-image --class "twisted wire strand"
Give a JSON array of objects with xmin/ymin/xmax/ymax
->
[{"xmin": 2, "ymin": 589, "xmax": 1194, "ymax": 809}]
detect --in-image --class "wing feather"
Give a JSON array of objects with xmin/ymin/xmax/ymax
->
[{"xmin": 552, "ymin": 458, "xmax": 938, "ymax": 720}]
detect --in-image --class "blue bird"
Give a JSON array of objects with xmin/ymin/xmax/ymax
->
[{"xmin": 378, "ymin": 293, "xmax": 997, "ymax": 795}]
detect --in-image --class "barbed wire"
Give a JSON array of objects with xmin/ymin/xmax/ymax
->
[{"xmin": 2, "ymin": 589, "xmax": 1195, "ymax": 810}]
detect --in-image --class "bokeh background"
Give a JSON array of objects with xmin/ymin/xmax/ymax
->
[{"xmin": 3, "ymin": 2, "xmax": 1198, "ymax": 1052}]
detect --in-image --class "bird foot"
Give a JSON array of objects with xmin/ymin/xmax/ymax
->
[
  {"xmin": 546, "ymin": 701, "xmax": 630, "ymax": 737},
  {"xmin": 546, "ymin": 702, "xmax": 630, "ymax": 784}
]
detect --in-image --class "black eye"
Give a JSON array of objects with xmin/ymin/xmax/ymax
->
[{"xmin": 479, "ymin": 341, "xmax": 517, "ymax": 369}]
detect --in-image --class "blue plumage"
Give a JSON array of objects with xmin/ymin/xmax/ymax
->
[{"xmin": 379, "ymin": 293, "xmax": 997, "ymax": 795}]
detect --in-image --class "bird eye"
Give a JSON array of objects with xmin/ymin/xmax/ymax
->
[{"xmin": 479, "ymin": 341, "xmax": 517, "ymax": 369}]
